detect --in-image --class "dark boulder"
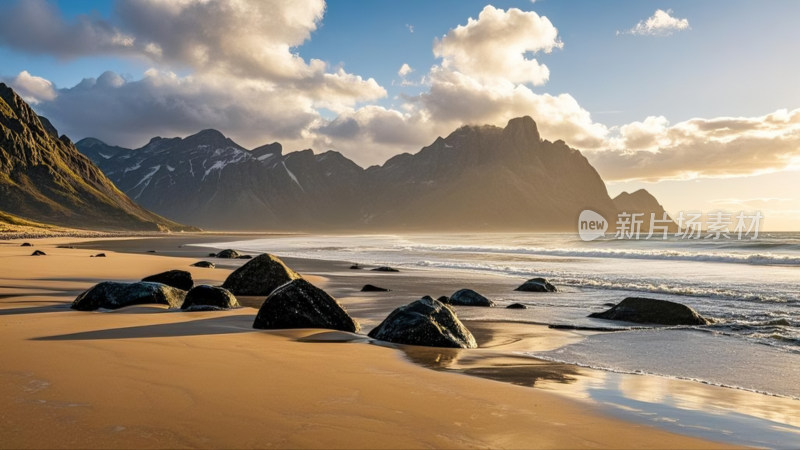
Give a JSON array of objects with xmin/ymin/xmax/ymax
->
[
  {"xmin": 368, "ymin": 296, "xmax": 477, "ymax": 349},
  {"xmin": 181, "ymin": 285, "xmax": 239, "ymax": 311},
  {"xmin": 71, "ymin": 281, "xmax": 186, "ymax": 311},
  {"xmin": 448, "ymin": 289, "xmax": 494, "ymax": 307},
  {"xmin": 515, "ymin": 277, "xmax": 557, "ymax": 292},
  {"xmin": 588, "ymin": 297, "xmax": 711, "ymax": 325},
  {"xmin": 142, "ymin": 270, "xmax": 194, "ymax": 291},
  {"xmin": 506, "ymin": 303, "xmax": 528, "ymax": 309},
  {"xmin": 253, "ymin": 279, "xmax": 359, "ymax": 332},
  {"xmin": 361, "ymin": 284, "xmax": 390, "ymax": 292},
  {"xmin": 222, "ymin": 253, "xmax": 300, "ymax": 296},
  {"xmin": 208, "ymin": 253, "xmax": 217, "ymax": 257},
  {"xmin": 147, "ymin": 250, "xmax": 157, "ymax": 253},
  {"xmin": 93, "ymin": 253, "xmax": 106, "ymax": 258},
  {"xmin": 20, "ymin": 242, "xmax": 32, "ymax": 247},
  {"xmin": 371, "ymin": 266, "xmax": 399, "ymax": 272},
  {"xmin": 215, "ymin": 249, "xmax": 241, "ymax": 259},
  {"xmin": 350, "ymin": 264, "xmax": 363, "ymax": 270},
  {"xmin": 192, "ymin": 261, "xmax": 215, "ymax": 268},
  {"xmin": 437, "ymin": 295, "xmax": 450, "ymax": 304},
  {"xmin": 31, "ymin": 250, "xmax": 46, "ymax": 256},
  {"xmin": 237, "ymin": 255, "xmax": 252, "ymax": 260}
]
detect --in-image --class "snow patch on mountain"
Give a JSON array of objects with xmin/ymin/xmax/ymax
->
[{"xmin": 282, "ymin": 161, "xmax": 304, "ymax": 191}]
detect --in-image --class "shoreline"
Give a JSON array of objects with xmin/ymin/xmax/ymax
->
[
  {"xmin": 0, "ymin": 235, "xmax": 787, "ymax": 448},
  {"xmin": 62, "ymin": 235, "xmax": 800, "ymax": 445}
]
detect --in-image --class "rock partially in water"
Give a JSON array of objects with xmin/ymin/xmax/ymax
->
[
  {"xmin": 371, "ymin": 266, "xmax": 399, "ymax": 272},
  {"xmin": 192, "ymin": 261, "xmax": 215, "ymax": 268},
  {"xmin": 506, "ymin": 303, "xmax": 528, "ymax": 309},
  {"xmin": 222, "ymin": 253, "xmax": 300, "ymax": 296},
  {"xmin": 253, "ymin": 279, "xmax": 359, "ymax": 332},
  {"xmin": 349, "ymin": 264, "xmax": 363, "ymax": 270},
  {"xmin": 361, "ymin": 284, "xmax": 390, "ymax": 292},
  {"xmin": 515, "ymin": 277, "xmax": 557, "ymax": 292},
  {"xmin": 72, "ymin": 281, "xmax": 186, "ymax": 311},
  {"xmin": 448, "ymin": 289, "xmax": 494, "ymax": 307},
  {"xmin": 31, "ymin": 250, "xmax": 46, "ymax": 256},
  {"xmin": 588, "ymin": 297, "xmax": 711, "ymax": 325},
  {"xmin": 215, "ymin": 249, "xmax": 241, "ymax": 259},
  {"xmin": 181, "ymin": 285, "xmax": 239, "ymax": 311},
  {"xmin": 142, "ymin": 270, "xmax": 194, "ymax": 291},
  {"xmin": 20, "ymin": 242, "xmax": 32, "ymax": 247},
  {"xmin": 368, "ymin": 296, "xmax": 478, "ymax": 349}
]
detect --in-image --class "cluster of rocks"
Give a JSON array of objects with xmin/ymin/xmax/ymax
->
[
  {"xmin": 70, "ymin": 254, "xmax": 357, "ymax": 332},
  {"xmin": 70, "ymin": 254, "xmax": 711, "ymax": 352},
  {"xmin": 71, "ymin": 268, "xmax": 239, "ymax": 312}
]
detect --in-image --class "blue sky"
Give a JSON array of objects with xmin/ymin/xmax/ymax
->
[{"xmin": 1, "ymin": 0, "xmax": 799, "ymax": 229}]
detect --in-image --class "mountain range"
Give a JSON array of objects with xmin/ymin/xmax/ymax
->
[
  {"xmin": 0, "ymin": 82, "xmax": 671, "ymax": 233},
  {"xmin": 76, "ymin": 116, "xmax": 671, "ymax": 232},
  {"xmin": 0, "ymin": 83, "xmax": 194, "ymax": 232}
]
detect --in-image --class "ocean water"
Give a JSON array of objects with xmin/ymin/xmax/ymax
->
[{"xmin": 201, "ymin": 232, "xmax": 800, "ymax": 399}]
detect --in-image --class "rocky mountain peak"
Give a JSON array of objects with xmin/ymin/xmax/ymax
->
[
  {"xmin": 502, "ymin": 115, "xmax": 541, "ymax": 144},
  {"xmin": 0, "ymin": 83, "xmax": 52, "ymax": 143},
  {"xmin": 613, "ymin": 189, "xmax": 661, "ymax": 210},
  {"xmin": 182, "ymin": 128, "xmax": 239, "ymax": 149},
  {"xmin": 252, "ymin": 142, "xmax": 283, "ymax": 160}
]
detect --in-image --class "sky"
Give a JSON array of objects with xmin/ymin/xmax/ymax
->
[{"xmin": 1, "ymin": 0, "xmax": 799, "ymax": 230}]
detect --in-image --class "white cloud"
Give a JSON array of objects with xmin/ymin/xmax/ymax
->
[
  {"xmin": 398, "ymin": 63, "xmax": 413, "ymax": 77},
  {"xmin": 433, "ymin": 5, "xmax": 561, "ymax": 86},
  {"xmin": 8, "ymin": 70, "xmax": 57, "ymax": 104},
  {"xmin": 405, "ymin": 24, "xmax": 414, "ymax": 33},
  {"xmin": 622, "ymin": 9, "xmax": 690, "ymax": 36}
]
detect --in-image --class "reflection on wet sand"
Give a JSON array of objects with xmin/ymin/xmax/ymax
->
[
  {"xmin": 391, "ymin": 319, "xmax": 800, "ymax": 448},
  {"xmin": 398, "ymin": 320, "xmax": 586, "ymax": 387}
]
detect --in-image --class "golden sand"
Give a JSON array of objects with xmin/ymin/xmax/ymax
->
[{"xmin": 0, "ymin": 238, "xmax": 732, "ymax": 448}]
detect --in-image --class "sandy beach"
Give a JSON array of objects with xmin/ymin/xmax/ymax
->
[{"xmin": 0, "ymin": 236, "xmax": 753, "ymax": 448}]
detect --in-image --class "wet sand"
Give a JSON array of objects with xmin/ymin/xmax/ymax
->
[{"xmin": 0, "ymin": 236, "xmax": 744, "ymax": 448}]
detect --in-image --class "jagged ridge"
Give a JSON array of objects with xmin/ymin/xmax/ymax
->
[{"xmin": 78, "ymin": 116, "xmax": 667, "ymax": 232}]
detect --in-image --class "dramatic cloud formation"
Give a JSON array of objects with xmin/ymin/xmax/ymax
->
[
  {"xmin": 31, "ymin": 69, "xmax": 324, "ymax": 148},
  {"xmin": 324, "ymin": 5, "xmax": 608, "ymax": 160},
  {"xmin": 1, "ymin": 1, "xmax": 798, "ymax": 185},
  {"xmin": 621, "ymin": 9, "xmax": 690, "ymax": 36},
  {"xmin": 0, "ymin": 0, "xmax": 385, "ymax": 149},
  {"xmin": 589, "ymin": 109, "xmax": 800, "ymax": 181}
]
